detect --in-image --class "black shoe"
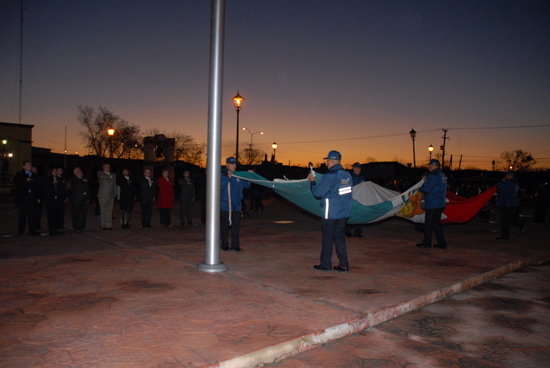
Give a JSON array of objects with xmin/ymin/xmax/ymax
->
[
  {"xmin": 345, "ymin": 233, "xmax": 353, "ymax": 238},
  {"xmin": 102, "ymin": 228, "xmax": 112, "ymax": 230},
  {"xmin": 187, "ymin": 223, "xmax": 197, "ymax": 226},
  {"xmin": 433, "ymin": 244, "xmax": 447, "ymax": 249},
  {"xmin": 333, "ymin": 265, "xmax": 349, "ymax": 273},
  {"xmin": 520, "ymin": 222, "xmax": 527, "ymax": 234},
  {"xmin": 230, "ymin": 248, "xmax": 243, "ymax": 252},
  {"xmin": 416, "ymin": 243, "xmax": 431, "ymax": 248},
  {"xmin": 221, "ymin": 247, "xmax": 230, "ymax": 252},
  {"xmin": 496, "ymin": 237, "xmax": 510, "ymax": 241},
  {"xmin": 313, "ymin": 265, "xmax": 331, "ymax": 272},
  {"xmin": 353, "ymin": 234, "xmax": 365, "ymax": 238}
]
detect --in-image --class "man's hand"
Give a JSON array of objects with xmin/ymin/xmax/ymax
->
[
  {"xmin": 307, "ymin": 174, "xmax": 316, "ymax": 182},
  {"xmin": 227, "ymin": 171, "xmax": 233, "ymax": 178},
  {"xmin": 248, "ymin": 170, "xmax": 254, "ymax": 173}
]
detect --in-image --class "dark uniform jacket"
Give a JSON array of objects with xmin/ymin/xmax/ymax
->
[
  {"xmin": 117, "ymin": 175, "xmax": 137, "ymax": 210},
  {"xmin": 310, "ymin": 164, "xmax": 353, "ymax": 220},
  {"xmin": 13, "ymin": 170, "xmax": 41, "ymax": 204},
  {"xmin": 496, "ymin": 179, "xmax": 520, "ymax": 207},
  {"xmin": 70, "ymin": 176, "xmax": 90, "ymax": 203},
  {"xmin": 140, "ymin": 176, "xmax": 156, "ymax": 203},
  {"xmin": 178, "ymin": 177, "xmax": 196, "ymax": 200},
  {"xmin": 420, "ymin": 168, "xmax": 447, "ymax": 209}
]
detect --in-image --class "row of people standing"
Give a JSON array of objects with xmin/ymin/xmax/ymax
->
[
  {"xmin": 14, "ymin": 161, "xmax": 199, "ymax": 235},
  {"xmin": 14, "ymin": 161, "xmax": 69, "ymax": 235},
  {"xmin": 97, "ymin": 164, "xmax": 178, "ymax": 230}
]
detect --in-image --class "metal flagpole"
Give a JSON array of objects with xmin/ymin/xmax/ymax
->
[{"xmin": 197, "ymin": 0, "xmax": 228, "ymax": 273}]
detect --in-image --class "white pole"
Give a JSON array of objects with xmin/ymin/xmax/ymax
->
[{"xmin": 197, "ymin": 0, "xmax": 228, "ymax": 273}]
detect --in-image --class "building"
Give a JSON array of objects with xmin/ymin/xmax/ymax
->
[{"xmin": 0, "ymin": 122, "xmax": 34, "ymax": 190}]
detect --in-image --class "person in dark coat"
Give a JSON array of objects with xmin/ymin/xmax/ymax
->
[
  {"xmin": 139, "ymin": 168, "xmax": 156, "ymax": 228},
  {"xmin": 13, "ymin": 160, "xmax": 41, "ymax": 235},
  {"xmin": 196, "ymin": 172, "xmax": 207, "ymax": 224},
  {"xmin": 30, "ymin": 165, "xmax": 45, "ymax": 230},
  {"xmin": 533, "ymin": 181, "xmax": 549, "ymax": 223},
  {"xmin": 44, "ymin": 168, "xmax": 65, "ymax": 235},
  {"xmin": 178, "ymin": 170, "xmax": 195, "ymax": 225},
  {"xmin": 496, "ymin": 170, "xmax": 527, "ymax": 240},
  {"xmin": 56, "ymin": 167, "xmax": 68, "ymax": 229},
  {"xmin": 416, "ymin": 159, "xmax": 448, "ymax": 249},
  {"xmin": 70, "ymin": 167, "xmax": 90, "ymax": 233},
  {"xmin": 117, "ymin": 168, "xmax": 137, "ymax": 229},
  {"xmin": 308, "ymin": 150, "xmax": 353, "ymax": 272},
  {"xmin": 220, "ymin": 157, "xmax": 252, "ymax": 251},
  {"xmin": 157, "ymin": 168, "xmax": 175, "ymax": 227}
]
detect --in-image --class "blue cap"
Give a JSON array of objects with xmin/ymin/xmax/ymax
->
[
  {"xmin": 323, "ymin": 150, "xmax": 342, "ymax": 160},
  {"xmin": 428, "ymin": 159, "xmax": 440, "ymax": 166},
  {"xmin": 226, "ymin": 157, "xmax": 237, "ymax": 164},
  {"xmin": 352, "ymin": 162, "xmax": 361, "ymax": 168}
]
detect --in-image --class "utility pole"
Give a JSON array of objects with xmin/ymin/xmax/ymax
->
[{"xmin": 441, "ymin": 129, "xmax": 449, "ymax": 170}]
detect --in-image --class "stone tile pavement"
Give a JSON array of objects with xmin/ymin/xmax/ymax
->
[{"xmin": 0, "ymin": 197, "xmax": 548, "ymax": 367}]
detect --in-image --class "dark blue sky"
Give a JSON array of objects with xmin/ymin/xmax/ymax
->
[{"xmin": 1, "ymin": 0, "xmax": 549, "ymax": 168}]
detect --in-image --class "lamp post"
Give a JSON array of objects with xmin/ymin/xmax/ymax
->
[
  {"xmin": 409, "ymin": 128, "xmax": 417, "ymax": 169},
  {"xmin": 107, "ymin": 127, "xmax": 115, "ymax": 159},
  {"xmin": 271, "ymin": 142, "xmax": 277, "ymax": 162},
  {"xmin": 1, "ymin": 140, "xmax": 7, "ymax": 187},
  {"xmin": 242, "ymin": 127, "xmax": 263, "ymax": 164},
  {"xmin": 233, "ymin": 91, "xmax": 243, "ymax": 163},
  {"xmin": 428, "ymin": 144, "xmax": 434, "ymax": 160}
]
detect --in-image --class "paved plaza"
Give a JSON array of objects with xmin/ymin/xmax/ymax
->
[{"xmin": 0, "ymin": 195, "xmax": 548, "ymax": 367}]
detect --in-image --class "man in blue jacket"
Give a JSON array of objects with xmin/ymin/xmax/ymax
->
[
  {"xmin": 221, "ymin": 157, "xmax": 251, "ymax": 252},
  {"xmin": 496, "ymin": 170, "xmax": 527, "ymax": 240},
  {"xmin": 308, "ymin": 150, "xmax": 353, "ymax": 272},
  {"xmin": 417, "ymin": 159, "xmax": 448, "ymax": 249}
]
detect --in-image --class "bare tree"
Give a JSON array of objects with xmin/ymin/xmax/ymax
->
[
  {"xmin": 499, "ymin": 150, "xmax": 536, "ymax": 171},
  {"xmin": 239, "ymin": 148, "xmax": 265, "ymax": 165},
  {"xmin": 78, "ymin": 106, "xmax": 142, "ymax": 158},
  {"xmin": 144, "ymin": 129, "xmax": 206, "ymax": 164}
]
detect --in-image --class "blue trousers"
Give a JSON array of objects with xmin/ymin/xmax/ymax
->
[
  {"xmin": 221, "ymin": 211, "xmax": 241, "ymax": 250},
  {"xmin": 320, "ymin": 218, "xmax": 349, "ymax": 269}
]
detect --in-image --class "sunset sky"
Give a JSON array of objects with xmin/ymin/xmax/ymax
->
[{"xmin": 1, "ymin": 0, "xmax": 549, "ymax": 170}]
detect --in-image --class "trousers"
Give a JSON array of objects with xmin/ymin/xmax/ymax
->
[
  {"xmin": 180, "ymin": 197, "xmax": 193, "ymax": 224},
  {"xmin": 320, "ymin": 218, "xmax": 349, "ymax": 269},
  {"xmin": 141, "ymin": 200, "xmax": 154, "ymax": 227},
  {"xmin": 423, "ymin": 207, "xmax": 446, "ymax": 247},
  {"xmin": 98, "ymin": 197, "xmax": 114, "ymax": 228},
  {"xmin": 220, "ymin": 211, "xmax": 241, "ymax": 250},
  {"xmin": 499, "ymin": 206, "xmax": 524, "ymax": 239},
  {"xmin": 71, "ymin": 198, "xmax": 88, "ymax": 231}
]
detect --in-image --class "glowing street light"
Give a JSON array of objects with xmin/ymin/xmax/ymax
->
[
  {"xmin": 428, "ymin": 144, "xmax": 434, "ymax": 160},
  {"xmin": 233, "ymin": 91, "xmax": 244, "ymax": 163},
  {"xmin": 272, "ymin": 142, "xmax": 277, "ymax": 161},
  {"xmin": 107, "ymin": 127, "xmax": 115, "ymax": 159}
]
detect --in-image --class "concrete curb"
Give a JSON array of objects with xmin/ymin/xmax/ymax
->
[{"xmin": 204, "ymin": 254, "xmax": 545, "ymax": 368}]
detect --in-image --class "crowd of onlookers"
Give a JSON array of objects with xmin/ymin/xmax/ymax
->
[
  {"xmin": 13, "ymin": 160, "xmax": 210, "ymax": 235},
  {"xmin": 12, "ymin": 159, "xmax": 549, "ymax": 239}
]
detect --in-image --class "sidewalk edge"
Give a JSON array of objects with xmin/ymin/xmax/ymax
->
[{"xmin": 207, "ymin": 255, "xmax": 541, "ymax": 368}]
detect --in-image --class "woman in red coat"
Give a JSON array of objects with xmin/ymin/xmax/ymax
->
[{"xmin": 157, "ymin": 168, "xmax": 175, "ymax": 227}]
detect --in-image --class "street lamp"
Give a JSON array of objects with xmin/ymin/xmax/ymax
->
[
  {"xmin": 409, "ymin": 128, "xmax": 417, "ymax": 169},
  {"xmin": 242, "ymin": 127, "xmax": 263, "ymax": 163},
  {"xmin": 233, "ymin": 91, "xmax": 244, "ymax": 163},
  {"xmin": 107, "ymin": 127, "xmax": 115, "ymax": 159},
  {"xmin": 428, "ymin": 144, "xmax": 434, "ymax": 160},
  {"xmin": 2, "ymin": 140, "xmax": 6, "ymax": 158},
  {"xmin": 271, "ymin": 142, "xmax": 277, "ymax": 162}
]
